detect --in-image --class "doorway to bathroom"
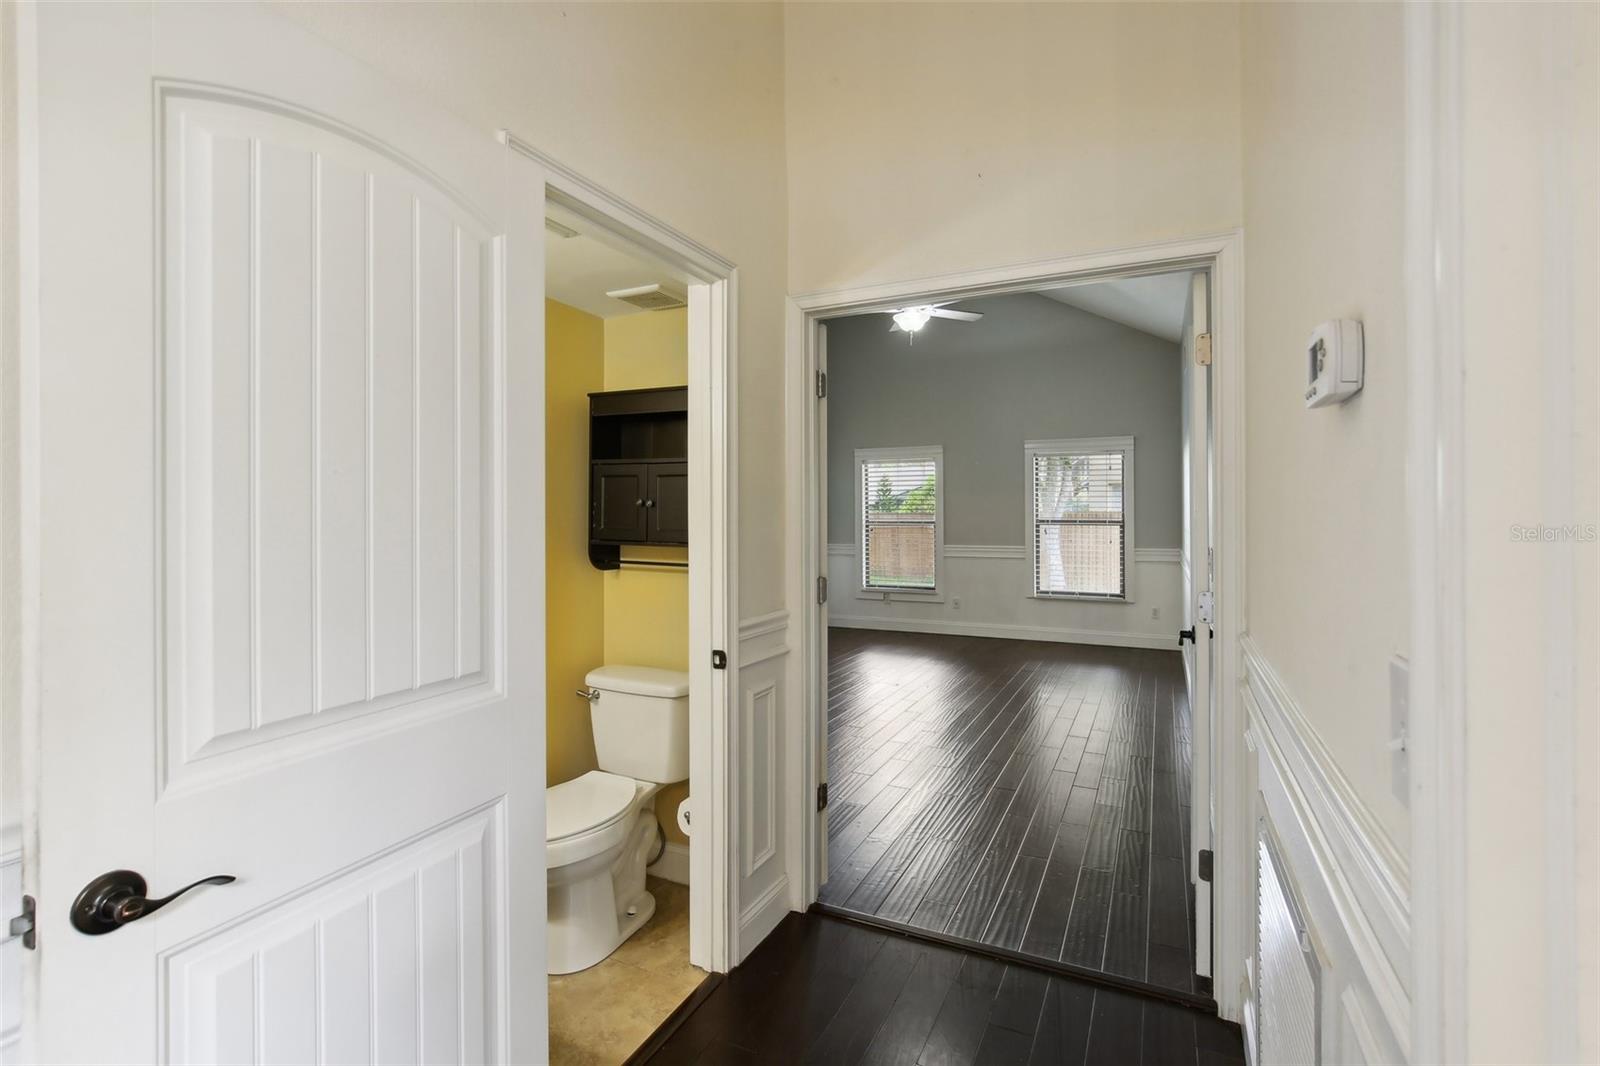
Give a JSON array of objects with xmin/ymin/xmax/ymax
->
[{"xmin": 530, "ymin": 145, "xmax": 738, "ymax": 1064}]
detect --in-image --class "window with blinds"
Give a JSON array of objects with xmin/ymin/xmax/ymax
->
[
  {"xmin": 1027, "ymin": 437, "xmax": 1134, "ymax": 600},
  {"xmin": 858, "ymin": 447, "xmax": 942, "ymax": 592}
]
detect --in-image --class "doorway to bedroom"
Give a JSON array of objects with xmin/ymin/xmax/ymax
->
[{"xmin": 804, "ymin": 265, "xmax": 1220, "ymax": 1004}]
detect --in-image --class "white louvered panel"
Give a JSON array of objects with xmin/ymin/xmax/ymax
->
[
  {"xmin": 1258, "ymin": 827, "xmax": 1320, "ymax": 1065},
  {"xmin": 165, "ymin": 96, "xmax": 496, "ymax": 786},
  {"xmin": 164, "ymin": 808, "xmax": 497, "ymax": 1066}
]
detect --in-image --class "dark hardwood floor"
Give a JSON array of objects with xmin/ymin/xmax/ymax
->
[
  {"xmin": 639, "ymin": 912, "xmax": 1245, "ymax": 1066},
  {"xmin": 817, "ymin": 629, "xmax": 1197, "ymax": 994}
]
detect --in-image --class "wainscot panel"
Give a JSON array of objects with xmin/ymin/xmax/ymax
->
[
  {"xmin": 1242, "ymin": 636, "xmax": 1410, "ymax": 1065},
  {"xmin": 734, "ymin": 610, "xmax": 791, "ymax": 960},
  {"xmin": 827, "ymin": 544, "xmax": 1181, "ymax": 650}
]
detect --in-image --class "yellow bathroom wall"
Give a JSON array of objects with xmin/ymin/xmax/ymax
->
[
  {"xmin": 603, "ymin": 308, "xmax": 692, "ymax": 843},
  {"xmin": 546, "ymin": 299, "xmax": 605, "ymax": 787},
  {"xmin": 603, "ymin": 306, "xmax": 688, "ymax": 391}
]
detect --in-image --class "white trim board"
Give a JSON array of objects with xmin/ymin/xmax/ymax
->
[
  {"xmin": 830, "ymin": 614, "xmax": 1177, "ymax": 651},
  {"xmin": 1402, "ymin": 6, "xmax": 1468, "ymax": 1063},
  {"xmin": 738, "ymin": 609, "xmax": 790, "ymax": 643},
  {"xmin": 503, "ymin": 132, "xmax": 741, "ymax": 976},
  {"xmin": 829, "ymin": 543, "xmax": 1181, "ymax": 563},
  {"xmin": 1243, "ymin": 635, "xmax": 1411, "ymax": 1063}
]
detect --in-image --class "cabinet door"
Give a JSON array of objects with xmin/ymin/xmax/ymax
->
[
  {"xmin": 592, "ymin": 463, "xmax": 648, "ymax": 542},
  {"xmin": 646, "ymin": 462, "xmax": 689, "ymax": 544}
]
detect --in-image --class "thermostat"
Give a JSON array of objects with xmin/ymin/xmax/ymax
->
[{"xmin": 1304, "ymin": 319, "xmax": 1364, "ymax": 407}]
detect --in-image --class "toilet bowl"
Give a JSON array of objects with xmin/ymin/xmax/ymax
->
[{"xmin": 546, "ymin": 665, "xmax": 689, "ymax": 975}]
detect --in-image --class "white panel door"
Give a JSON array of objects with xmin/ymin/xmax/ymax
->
[
  {"xmin": 1182, "ymin": 271, "xmax": 1215, "ymax": 981},
  {"xmin": 26, "ymin": 3, "xmax": 545, "ymax": 1061}
]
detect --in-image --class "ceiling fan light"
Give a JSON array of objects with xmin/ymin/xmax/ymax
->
[{"xmin": 892, "ymin": 307, "xmax": 932, "ymax": 332}]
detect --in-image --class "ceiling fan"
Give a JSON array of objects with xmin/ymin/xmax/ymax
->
[{"xmin": 880, "ymin": 303, "xmax": 984, "ymax": 341}]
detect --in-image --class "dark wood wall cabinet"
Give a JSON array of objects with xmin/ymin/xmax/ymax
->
[{"xmin": 588, "ymin": 386, "xmax": 688, "ymax": 570}]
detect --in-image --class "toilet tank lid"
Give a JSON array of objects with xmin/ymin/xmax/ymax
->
[{"xmin": 586, "ymin": 665, "xmax": 690, "ymax": 699}]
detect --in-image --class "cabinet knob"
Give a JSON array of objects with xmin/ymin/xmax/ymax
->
[
  {"xmin": 645, "ymin": 499, "xmax": 656, "ymax": 508},
  {"xmin": 635, "ymin": 499, "xmax": 644, "ymax": 507}
]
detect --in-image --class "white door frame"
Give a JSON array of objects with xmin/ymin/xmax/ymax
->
[
  {"xmin": 501, "ymin": 134, "xmax": 740, "ymax": 975},
  {"xmin": 783, "ymin": 230, "xmax": 1251, "ymax": 1019},
  {"xmin": 1402, "ymin": 4, "xmax": 1469, "ymax": 1061}
]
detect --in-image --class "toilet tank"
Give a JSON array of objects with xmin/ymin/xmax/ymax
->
[{"xmin": 585, "ymin": 666, "xmax": 690, "ymax": 784}]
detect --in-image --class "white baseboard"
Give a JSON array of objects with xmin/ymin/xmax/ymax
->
[
  {"xmin": 829, "ymin": 613, "xmax": 1177, "ymax": 651},
  {"xmin": 647, "ymin": 841, "xmax": 690, "ymax": 886},
  {"xmin": 736, "ymin": 874, "xmax": 790, "ymax": 965}
]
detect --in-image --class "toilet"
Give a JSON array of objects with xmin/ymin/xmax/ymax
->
[{"xmin": 546, "ymin": 665, "xmax": 690, "ymax": 975}]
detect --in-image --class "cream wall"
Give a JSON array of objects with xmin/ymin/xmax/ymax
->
[
  {"xmin": 1239, "ymin": 3, "xmax": 1410, "ymax": 848},
  {"xmin": 275, "ymin": 1, "xmax": 789, "ymax": 621},
  {"xmin": 1456, "ymin": 5, "xmax": 1598, "ymax": 1062},
  {"xmin": 783, "ymin": 2, "xmax": 1243, "ymax": 293}
]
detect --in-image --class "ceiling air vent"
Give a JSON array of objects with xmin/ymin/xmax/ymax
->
[{"xmin": 605, "ymin": 283, "xmax": 687, "ymax": 312}]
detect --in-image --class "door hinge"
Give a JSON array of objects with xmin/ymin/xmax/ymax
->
[
  {"xmin": 8, "ymin": 895, "xmax": 35, "ymax": 950},
  {"xmin": 1198, "ymin": 849, "xmax": 1214, "ymax": 883},
  {"xmin": 1197, "ymin": 589, "xmax": 1214, "ymax": 625},
  {"xmin": 816, "ymin": 371, "xmax": 828, "ymax": 399},
  {"xmin": 1195, "ymin": 332, "xmax": 1213, "ymax": 366},
  {"xmin": 817, "ymin": 575, "xmax": 828, "ymax": 605},
  {"xmin": 817, "ymin": 783, "xmax": 829, "ymax": 812},
  {"xmin": 711, "ymin": 649, "xmax": 727, "ymax": 670}
]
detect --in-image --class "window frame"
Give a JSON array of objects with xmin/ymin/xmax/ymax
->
[
  {"xmin": 855, "ymin": 444, "xmax": 945, "ymax": 601},
  {"xmin": 1024, "ymin": 436, "xmax": 1136, "ymax": 603}
]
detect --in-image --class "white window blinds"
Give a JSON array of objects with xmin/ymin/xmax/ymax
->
[
  {"xmin": 1029, "ymin": 439, "xmax": 1132, "ymax": 599},
  {"xmin": 860, "ymin": 452, "xmax": 939, "ymax": 591}
]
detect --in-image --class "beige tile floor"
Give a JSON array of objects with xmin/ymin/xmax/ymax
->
[{"xmin": 549, "ymin": 877, "xmax": 704, "ymax": 1065}]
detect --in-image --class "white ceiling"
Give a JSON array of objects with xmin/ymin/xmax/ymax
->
[
  {"xmin": 545, "ymin": 226, "xmax": 675, "ymax": 319},
  {"xmin": 1037, "ymin": 271, "xmax": 1193, "ymax": 343}
]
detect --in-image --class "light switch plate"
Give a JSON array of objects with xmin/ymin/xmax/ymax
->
[{"xmin": 1389, "ymin": 655, "xmax": 1410, "ymax": 806}]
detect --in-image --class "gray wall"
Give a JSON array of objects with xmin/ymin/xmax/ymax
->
[{"xmin": 826, "ymin": 292, "xmax": 1181, "ymax": 548}]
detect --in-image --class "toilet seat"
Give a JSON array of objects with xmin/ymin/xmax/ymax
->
[{"xmin": 546, "ymin": 771, "xmax": 640, "ymax": 867}]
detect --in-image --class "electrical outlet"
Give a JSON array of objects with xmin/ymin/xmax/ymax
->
[
  {"xmin": 1389, "ymin": 655, "xmax": 1410, "ymax": 806},
  {"xmin": 1151, "ymin": 606, "xmax": 1160, "ymax": 620},
  {"xmin": 951, "ymin": 596, "xmax": 962, "ymax": 610}
]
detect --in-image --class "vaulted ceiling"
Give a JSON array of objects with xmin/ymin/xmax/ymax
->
[{"xmin": 1037, "ymin": 271, "xmax": 1194, "ymax": 343}]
